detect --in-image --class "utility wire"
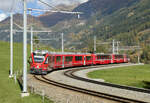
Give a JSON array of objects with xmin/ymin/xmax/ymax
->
[
  {"xmin": 38, "ymin": 0, "xmax": 59, "ymax": 11},
  {"xmin": 10, "ymin": 0, "xmax": 15, "ymax": 12}
]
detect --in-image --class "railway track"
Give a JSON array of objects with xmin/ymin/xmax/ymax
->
[
  {"xmin": 33, "ymin": 64, "xmax": 148, "ymax": 103},
  {"xmin": 64, "ymin": 66, "xmax": 150, "ymax": 94}
]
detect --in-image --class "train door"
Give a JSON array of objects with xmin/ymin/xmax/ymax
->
[
  {"xmin": 62, "ymin": 55, "xmax": 65, "ymax": 68},
  {"xmin": 84, "ymin": 56, "xmax": 86, "ymax": 66},
  {"xmin": 111, "ymin": 54, "xmax": 114, "ymax": 64},
  {"xmin": 65, "ymin": 55, "xmax": 73, "ymax": 67},
  {"xmin": 48, "ymin": 55, "xmax": 54, "ymax": 69},
  {"xmin": 55, "ymin": 55, "xmax": 62, "ymax": 68},
  {"xmin": 48, "ymin": 56, "xmax": 51, "ymax": 69},
  {"xmin": 92, "ymin": 54, "xmax": 96, "ymax": 65},
  {"xmin": 51, "ymin": 56, "xmax": 54, "ymax": 68},
  {"xmin": 123, "ymin": 54, "xmax": 125, "ymax": 62}
]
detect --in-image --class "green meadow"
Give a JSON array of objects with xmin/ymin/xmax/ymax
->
[
  {"xmin": 0, "ymin": 41, "xmax": 53, "ymax": 103},
  {"xmin": 88, "ymin": 65, "xmax": 150, "ymax": 89}
]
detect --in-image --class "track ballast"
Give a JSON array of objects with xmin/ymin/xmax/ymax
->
[{"xmin": 33, "ymin": 64, "xmax": 149, "ymax": 103}]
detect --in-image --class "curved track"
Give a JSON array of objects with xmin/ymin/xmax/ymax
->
[
  {"xmin": 33, "ymin": 64, "xmax": 148, "ymax": 103},
  {"xmin": 64, "ymin": 67, "xmax": 150, "ymax": 94}
]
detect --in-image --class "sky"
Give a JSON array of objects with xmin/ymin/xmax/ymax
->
[{"xmin": 0, "ymin": 0, "xmax": 88, "ymax": 22}]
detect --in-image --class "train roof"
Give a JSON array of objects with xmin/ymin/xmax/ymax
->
[
  {"xmin": 48, "ymin": 52, "xmax": 91, "ymax": 55},
  {"xmin": 33, "ymin": 50, "xmax": 91, "ymax": 55},
  {"xmin": 95, "ymin": 53, "xmax": 125, "ymax": 55},
  {"xmin": 33, "ymin": 50, "xmax": 126, "ymax": 56}
]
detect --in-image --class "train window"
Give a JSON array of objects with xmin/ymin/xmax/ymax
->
[
  {"xmin": 103, "ymin": 56, "xmax": 105, "ymax": 59},
  {"xmin": 33, "ymin": 53, "xmax": 46, "ymax": 56},
  {"xmin": 97, "ymin": 55, "xmax": 111, "ymax": 59},
  {"xmin": 86, "ymin": 56, "xmax": 91, "ymax": 61},
  {"xmin": 65, "ymin": 56, "xmax": 73, "ymax": 62},
  {"xmin": 105, "ymin": 55, "xmax": 110, "ymax": 59},
  {"xmin": 34, "ymin": 56, "xmax": 44, "ymax": 63},
  {"xmin": 52, "ymin": 56, "xmax": 55, "ymax": 63},
  {"xmin": 103, "ymin": 55, "xmax": 106, "ymax": 59},
  {"xmin": 108, "ymin": 55, "xmax": 111, "ymax": 59},
  {"xmin": 97, "ymin": 55, "xmax": 101, "ymax": 60},
  {"xmin": 75, "ymin": 56, "xmax": 82, "ymax": 61},
  {"xmin": 100, "ymin": 56, "xmax": 102, "ymax": 59},
  {"xmin": 115, "ymin": 55, "xmax": 117, "ymax": 59},
  {"xmin": 56, "ymin": 56, "xmax": 61, "ymax": 62},
  {"xmin": 45, "ymin": 58, "xmax": 48, "ymax": 64},
  {"xmin": 48, "ymin": 56, "xmax": 51, "ymax": 63},
  {"xmin": 97, "ymin": 56, "xmax": 99, "ymax": 59},
  {"xmin": 115, "ymin": 55, "xmax": 123, "ymax": 59}
]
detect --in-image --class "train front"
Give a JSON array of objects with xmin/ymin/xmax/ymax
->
[{"xmin": 29, "ymin": 50, "xmax": 49, "ymax": 75}]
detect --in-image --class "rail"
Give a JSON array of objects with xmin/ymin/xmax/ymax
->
[{"xmin": 33, "ymin": 69, "xmax": 147, "ymax": 103}]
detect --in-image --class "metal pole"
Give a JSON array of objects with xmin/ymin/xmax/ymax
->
[
  {"xmin": 94, "ymin": 36, "xmax": 96, "ymax": 53},
  {"xmin": 138, "ymin": 53, "xmax": 140, "ymax": 64},
  {"xmin": 9, "ymin": 13, "xmax": 13, "ymax": 78},
  {"xmin": 31, "ymin": 26, "xmax": 33, "ymax": 53},
  {"xmin": 23, "ymin": 0, "xmax": 27, "ymax": 93},
  {"xmin": 29, "ymin": 10, "xmax": 33, "ymax": 54},
  {"xmin": 112, "ymin": 40, "xmax": 115, "ymax": 54},
  {"xmin": 117, "ymin": 41, "xmax": 119, "ymax": 54},
  {"xmin": 61, "ymin": 33, "xmax": 64, "ymax": 53},
  {"xmin": 61, "ymin": 33, "xmax": 64, "ymax": 68}
]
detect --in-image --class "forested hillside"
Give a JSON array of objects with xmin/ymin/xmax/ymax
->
[
  {"xmin": 1, "ymin": 0, "xmax": 150, "ymax": 63},
  {"xmin": 50, "ymin": 0, "xmax": 150, "ymax": 63}
]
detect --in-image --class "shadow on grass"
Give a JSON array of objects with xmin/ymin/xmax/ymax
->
[
  {"xmin": 142, "ymin": 81, "xmax": 150, "ymax": 89},
  {"xmin": 17, "ymin": 76, "xmax": 23, "ymax": 91}
]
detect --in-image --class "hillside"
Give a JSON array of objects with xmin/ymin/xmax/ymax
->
[
  {"xmin": 73, "ymin": 0, "xmax": 139, "ymax": 18},
  {"xmin": 47, "ymin": 0, "xmax": 150, "ymax": 63},
  {"xmin": 38, "ymin": 0, "xmax": 139, "ymax": 27},
  {"xmin": 0, "ymin": 13, "xmax": 46, "ymax": 42},
  {"xmin": 51, "ymin": 0, "xmax": 150, "ymax": 46},
  {"xmin": 1, "ymin": 0, "xmax": 150, "ymax": 63},
  {"xmin": 38, "ymin": 3, "xmax": 79, "ymax": 27}
]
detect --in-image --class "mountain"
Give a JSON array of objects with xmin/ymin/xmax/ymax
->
[
  {"xmin": 38, "ymin": 3, "xmax": 79, "ymax": 27},
  {"xmin": 1, "ymin": 0, "xmax": 150, "ymax": 63},
  {"xmin": 38, "ymin": 0, "xmax": 139, "ymax": 27},
  {"xmin": 46, "ymin": 0, "xmax": 150, "ymax": 55},
  {"xmin": 73, "ymin": 0, "xmax": 139, "ymax": 18},
  {"xmin": 0, "ymin": 13, "xmax": 44, "ymax": 42},
  {"xmin": 1, "ymin": 0, "xmax": 150, "ymax": 50}
]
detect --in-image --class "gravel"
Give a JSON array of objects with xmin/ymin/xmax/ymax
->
[
  {"xmin": 27, "ymin": 75, "xmax": 119, "ymax": 103},
  {"xmin": 45, "ymin": 63, "xmax": 150, "ymax": 103},
  {"xmin": 27, "ymin": 63, "xmax": 150, "ymax": 103}
]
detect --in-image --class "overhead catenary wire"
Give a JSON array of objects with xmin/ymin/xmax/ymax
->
[
  {"xmin": 12, "ymin": 0, "xmax": 83, "ymax": 95},
  {"xmin": 10, "ymin": 0, "xmax": 15, "ymax": 13},
  {"xmin": 38, "ymin": 0, "xmax": 59, "ymax": 11},
  {"xmin": 28, "ymin": 8, "xmax": 83, "ymax": 14}
]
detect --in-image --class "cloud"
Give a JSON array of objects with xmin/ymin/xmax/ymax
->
[
  {"xmin": 77, "ymin": 0, "xmax": 89, "ymax": 3},
  {"xmin": 0, "ymin": 13, "xmax": 8, "ymax": 22},
  {"xmin": 37, "ymin": 0, "xmax": 89, "ymax": 9},
  {"xmin": 0, "ymin": 0, "xmax": 15, "ymax": 12},
  {"xmin": 0, "ymin": 0, "xmax": 35, "ymax": 13},
  {"xmin": 0, "ymin": 0, "xmax": 89, "ymax": 13}
]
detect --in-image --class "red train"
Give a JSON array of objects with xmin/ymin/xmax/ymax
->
[{"xmin": 29, "ymin": 50, "xmax": 129, "ymax": 74}]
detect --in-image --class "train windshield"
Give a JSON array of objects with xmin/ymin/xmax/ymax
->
[{"xmin": 34, "ymin": 56, "xmax": 45, "ymax": 63}]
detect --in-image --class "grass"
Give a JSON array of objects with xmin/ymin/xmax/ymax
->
[
  {"xmin": 87, "ymin": 65, "xmax": 150, "ymax": 89},
  {"xmin": 0, "ymin": 41, "xmax": 53, "ymax": 103}
]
